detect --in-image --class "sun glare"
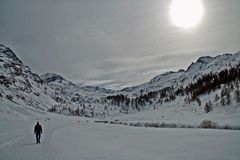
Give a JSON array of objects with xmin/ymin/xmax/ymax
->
[{"xmin": 170, "ymin": 0, "xmax": 204, "ymax": 29}]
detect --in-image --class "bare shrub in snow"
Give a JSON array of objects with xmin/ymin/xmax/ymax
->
[{"xmin": 200, "ymin": 120, "xmax": 217, "ymax": 129}]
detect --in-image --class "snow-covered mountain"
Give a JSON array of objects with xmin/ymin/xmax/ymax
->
[
  {"xmin": 41, "ymin": 73, "xmax": 68, "ymax": 83},
  {"xmin": 120, "ymin": 52, "xmax": 240, "ymax": 95},
  {"xmin": 0, "ymin": 44, "xmax": 117, "ymax": 117},
  {"xmin": 0, "ymin": 44, "xmax": 240, "ymax": 118},
  {"xmin": 111, "ymin": 51, "xmax": 240, "ymax": 115}
]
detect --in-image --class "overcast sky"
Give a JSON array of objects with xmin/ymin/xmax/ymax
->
[{"xmin": 0, "ymin": 0, "xmax": 240, "ymax": 90}]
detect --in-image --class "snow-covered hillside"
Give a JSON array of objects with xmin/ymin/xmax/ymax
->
[
  {"xmin": 0, "ymin": 44, "xmax": 120, "ymax": 117},
  {"xmin": 108, "ymin": 51, "xmax": 240, "ymax": 118},
  {"xmin": 0, "ymin": 44, "xmax": 240, "ymax": 121}
]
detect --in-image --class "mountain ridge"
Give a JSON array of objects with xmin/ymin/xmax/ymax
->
[{"xmin": 0, "ymin": 44, "xmax": 240, "ymax": 118}]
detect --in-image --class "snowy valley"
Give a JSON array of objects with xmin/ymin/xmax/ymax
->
[
  {"xmin": 0, "ymin": 44, "xmax": 240, "ymax": 160},
  {"xmin": 0, "ymin": 44, "xmax": 240, "ymax": 123}
]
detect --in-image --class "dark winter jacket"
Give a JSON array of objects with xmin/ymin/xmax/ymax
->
[{"xmin": 34, "ymin": 124, "xmax": 42, "ymax": 134}]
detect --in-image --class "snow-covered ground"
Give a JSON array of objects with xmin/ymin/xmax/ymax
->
[
  {"xmin": 114, "ymin": 103, "xmax": 240, "ymax": 127},
  {"xmin": 1, "ymin": 100, "xmax": 240, "ymax": 160}
]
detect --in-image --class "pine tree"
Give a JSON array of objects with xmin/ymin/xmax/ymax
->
[
  {"xmin": 204, "ymin": 102, "xmax": 209, "ymax": 113},
  {"xmin": 221, "ymin": 85, "xmax": 227, "ymax": 97},
  {"xmin": 230, "ymin": 83, "xmax": 234, "ymax": 91},
  {"xmin": 196, "ymin": 97, "xmax": 201, "ymax": 106},
  {"xmin": 221, "ymin": 96, "xmax": 226, "ymax": 106},
  {"xmin": 235, "ymin": 81, "xmax": 239, "ymax": 89},
  {"xmin": 75, "ymin": 107, "xmax": 80, "ymax": 116},
  {"xmin": 215, "ymin": 94, "xmax": 220, "ymax": 102},
  {"xmin": 204, "ymin": 100, "xmax": 212, "ymax": 113},
  {"xmin": 44, "ymin": 87, "xmax": 47, "ymax": 95},
  {"xmin": 90, "ymin": 107, "xmax": 95, "ymax": 117},
  {"xmin": 234, "ymin": 89, "xmax": 240, "ymax": 103},
  {"xmin": 80, "ymin": 108, "xmax": 85, "ymax": 117},
  {"xmin": 226, "ymin": 92, "xmax": 231, "ymax": 105}
]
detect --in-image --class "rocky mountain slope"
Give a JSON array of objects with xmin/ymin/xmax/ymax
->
[{"xmin": 0, "ymin": 44, "xmax": 239, "ymax": 118}]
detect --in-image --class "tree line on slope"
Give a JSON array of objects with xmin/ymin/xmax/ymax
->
[{"xmin": 105, "ymin": 65, "xmax": 240, "ymax": 114}]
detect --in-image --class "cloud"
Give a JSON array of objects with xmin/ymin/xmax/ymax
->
[
  {"xmin": 77, "ymin": 50, "xmax": 208, "ymax": 90},
  {"xmin": 0, "ymin": 0, "xmax": 240, "ymax": 90}
]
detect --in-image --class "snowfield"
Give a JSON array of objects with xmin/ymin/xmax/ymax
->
[
  {"xmin": 1, "ymin": 100, "xmax": 240, "ymax": 160},
  {"xmin": 114, "ymin": 103, "xmax": 240, "ymax": 127}
]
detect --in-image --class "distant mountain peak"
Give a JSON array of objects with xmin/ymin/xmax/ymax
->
[
  {"xmin": 41, "ymin": 73, "xmax": 65, "ymax": 83},
  {"xmin": 196, "ymin": 56, "xmax": 213, "ymax": 64},
  {"xmin": 0, "ymin": 44, "xmax": 23, "ymax": 64}
]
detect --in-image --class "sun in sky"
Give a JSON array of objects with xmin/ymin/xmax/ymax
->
[{"xmin": 169, "ymin": 0, "xmax": 204, "ymax": 29}]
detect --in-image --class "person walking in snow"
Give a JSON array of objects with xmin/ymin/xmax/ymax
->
[{"xmin": 34, "ymin": 122, "xmax": 42, "ymax": 144}]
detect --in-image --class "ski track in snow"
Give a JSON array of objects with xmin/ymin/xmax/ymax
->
[
  {"xmin": 0, "ymin": 130, "xmax": 32, "ymax": 150},
  {"xmin": 0, "ymin": 117, "xmax": 77, "ymax": 160}
]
